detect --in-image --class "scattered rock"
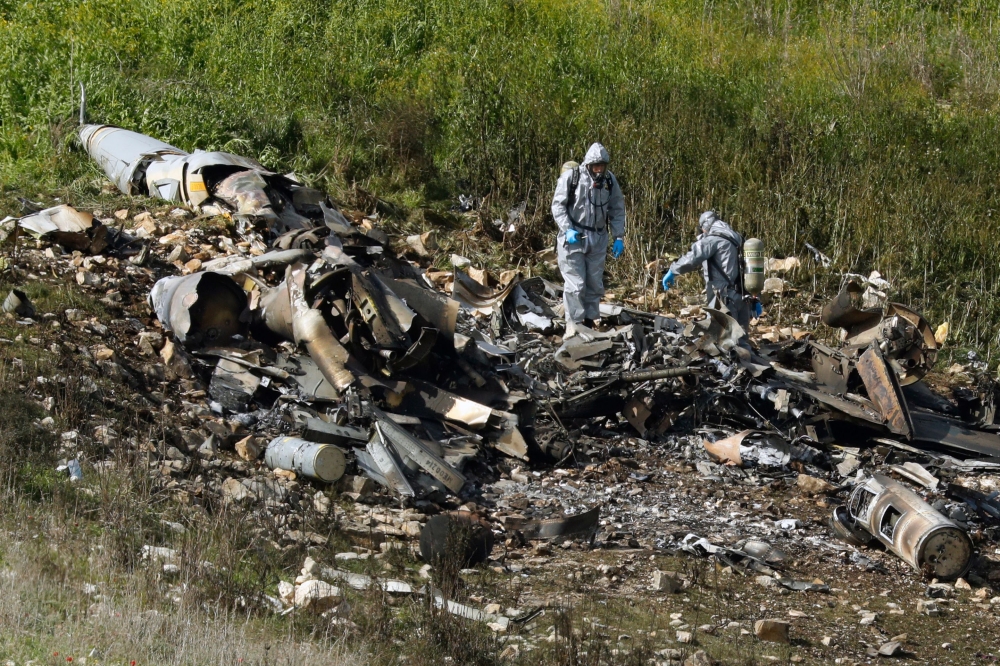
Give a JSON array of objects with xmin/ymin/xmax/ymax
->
[
  {"xmin": 499, "ymin": 644, "xmax": 519, "ymax": 660},
  {"xmin": 756, "ymin": 575, "xmax": 777, "ymax": 588},
  {"xmin": 796, "ymin": 473, "xmax": 834, "ymax": 495},
  {"xmin": 754, "ymin": 619, "xmax": 790, "ymax": 644},
  {"xmin": 762, "ymin": 277, "xmax": 785, "ymax": 294},
  {"xmin": 656, "ymin": 648, "xmax": 684, "ymax": 660},
  {"xmin": 133, "ymin": 212, "xmax": 158, "ymax": 236},
  {"xmin": 221, "ymin": 477, "xmax": 255, "ymax": 503},
  {"xmin": 684, "ymin": 650, "xmax": 715, "ymax": 666},
  {"xmin": 917, "ymin": 600, "xmax": 943, "ymax": 616},
  {"xmin": 234, "ymin": 435, "xmax": 262, "ymax": 461},
  {"xmin": 76, "ymin": 271, "xmax": 101, "ymax": 287},
  {"xmin": 313, "ymin": 492, "xmax": 331, "ymax": 515},
  {"xmin": 293, "ymin": 579, "xmax": 341, "ymax": 611},
  {"xmin": 352, "ymin": 476, "xmax": 374, "ymax": 496},
  {"xmin": 141, "ymin": 545, "xmax": 178, "ymax": 564},
  {"xmin": 137, "ymin": 330, "xmax": 163, "ymax": 355},
  {"xmin": 160, "ymin": 339, "xmax": 195, "ymax": 380},
  {"xmin": 198, "ymin": 435, "xmax": 218, "ymax": 458},
  {"xmin": 405, "ymin": 231, "xmax": 438, "ymax": 257},
  {"xmin": 651, "ymin": 570, "xmax": 682, "ymax": 593},
  {"xmin": 878, "ymin": 641, "xmax": 904, "ymax": 657}
]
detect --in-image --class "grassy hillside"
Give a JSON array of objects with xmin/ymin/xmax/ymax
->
[{"xmin": 4, "ymin": 0, "xmax": 1000, "ymax": 351}]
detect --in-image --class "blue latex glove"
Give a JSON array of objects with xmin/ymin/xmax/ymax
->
[
  {"xmin": 612, "ymin": 238, "xmax": 625, "ymax": 258},
  {"xmin": 661, "ymin": 270, "xmax": 676, "ymax": 291},
  {"xmin": 753, "ymin": 300, "xmax": 763, "ymax": 318},
  {"xmin": 565, "ymin": 229, "xmax": 579, "ymax": 244}
]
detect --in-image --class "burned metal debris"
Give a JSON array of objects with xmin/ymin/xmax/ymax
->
[
  {"xmin": 832, "ymin": 474, "xmax": 973, "ymax": 579},
  {"xmin": 66, "ymin": 122, "xmax": 1000, "ymax": 581}
]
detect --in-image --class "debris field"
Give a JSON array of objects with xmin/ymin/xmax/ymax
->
[{"xmin": 1, "ymin": 122, "xmax": 999, "ymax": 663}]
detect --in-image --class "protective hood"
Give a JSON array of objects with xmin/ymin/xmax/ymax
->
[
  {"xmin": 582, "ymin": 143, "xmax": 610, "ymax": 167},
  {"xmin": 699, "ymin": 210, "xmax": 718, "ymax": 232},
  {"xmin": 705, "ymin": 218, "xmax": 741, "ymax": 245}
]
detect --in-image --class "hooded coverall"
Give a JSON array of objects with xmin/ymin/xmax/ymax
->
[
  {"xmin": 551, "ymin": 143, "xmax": 627, "ymax": 324},
  {"xmin": 669, "ymin": 217, "xmax": 751, "ymax": 331}
]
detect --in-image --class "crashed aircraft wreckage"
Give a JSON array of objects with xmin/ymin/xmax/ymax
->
[
  {"xmin": 44, "ymin": 116, "xmax": 1000, "ymax": 580},
  {"xmin": 78, "ymin": 123, "xmax": 341, "ymax": 235}
]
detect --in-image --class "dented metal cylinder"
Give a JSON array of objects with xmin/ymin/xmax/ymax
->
[
  {"xmin": 265, "ymin": 436, "xmax": 346, "ymax": 483},
  {"xmin": 844, "ymin": 474, "xmax": 972, "ymax": 579},
  {"xmin": 149, "ymin": 272, "xmax": 248, "ymax": 347},
  {"xmin": 293, "ymin": 307, "xmax": 355, "ymax": 391}
]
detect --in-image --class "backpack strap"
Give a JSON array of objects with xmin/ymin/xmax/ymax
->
[
  {"xmin": 564, "ymin": 166, "xmax": 614, "ymax": 233},
  {"xmin": 707, "ymin": 231, "xmax": 745, "ymax": 293},
  {"xmin": 565, "ymin": 167, "xmax": 580, "ymax": 227}
]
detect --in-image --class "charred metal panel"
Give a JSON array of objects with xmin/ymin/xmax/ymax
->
[
  {"xmin": 502, "ymin": 506, "xmax": 600, "ymax": 542},
  {"xmin": 371, "ymin": 406, "xmax": 466, "ymax": 493},
  {"xmin": 858, "ymin": 345, "xmax": 913, "ymax": 438},
  {"xmin": 909, "ymin": 410, "xmax": 1000, "ymax": 459}
]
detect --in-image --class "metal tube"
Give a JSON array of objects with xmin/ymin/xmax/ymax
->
[
  {"xmin": 618, "ymin": 366, "xmax": 694, "ymax": 382},
  {"xmin": 79, "ymin": 124, "xmax": 187, "ymax": 194},
  {"xmin": 287, "ymin": 267, "xmax": 354, "ymax": 391},
  {"xmin": 843, "ymin": 474, "xmax": 972, "ymax": 579},
  {"xmin": 265, "ymin": 436, "xmax": 346, "ymax": 483}
]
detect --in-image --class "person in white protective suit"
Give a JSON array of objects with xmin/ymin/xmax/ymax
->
[
  {"xmin": 550, "ymin": 142, "xmax": 626, "ymax": 336},
  {"xmin": 661, "ymin": 210, "xmax": 757, "ymax": 332}
]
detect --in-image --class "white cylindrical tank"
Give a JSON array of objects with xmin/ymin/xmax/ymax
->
[
  {"xmin": 743, "ymin": 238, "xmax": 765, "ymax": 294},
  {"xmin": 265, "ymin": 437, "xmax": 347, "ymax": 483}
]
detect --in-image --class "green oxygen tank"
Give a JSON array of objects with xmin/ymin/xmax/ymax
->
[{"xmin": 744, "ymin": 238, "xmax": 765, "ymax": 295}]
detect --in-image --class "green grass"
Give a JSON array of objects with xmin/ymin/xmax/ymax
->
[{"xmin": 6, "ymin": 1, "xmax": 1000, "ymax": 351}]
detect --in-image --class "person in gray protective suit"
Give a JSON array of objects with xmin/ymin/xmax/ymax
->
[
  {"xmin": 661, "ymin": 211, "xmax": 757, "ymax": 332},
  {"xmin": 551, "ymin": 142, "xmax": 626, "ymax": 336}
]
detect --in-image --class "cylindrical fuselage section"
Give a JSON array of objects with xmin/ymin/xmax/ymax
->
[
  {"xmin": 79, "ymin": 124, "xmax": 187, "ymax": 194},
  {"xmin": 850, "ymin": 474, "xmax": 972, "ymax": 579}
]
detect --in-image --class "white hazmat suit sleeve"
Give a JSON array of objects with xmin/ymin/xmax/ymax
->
[
  {"xmin": 669, "ymin": 235, "xmax": 715, "ymax": 276},
  {"xmin": 607, "ymin": 174, "xmax": 626, "ymax": 239}
]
